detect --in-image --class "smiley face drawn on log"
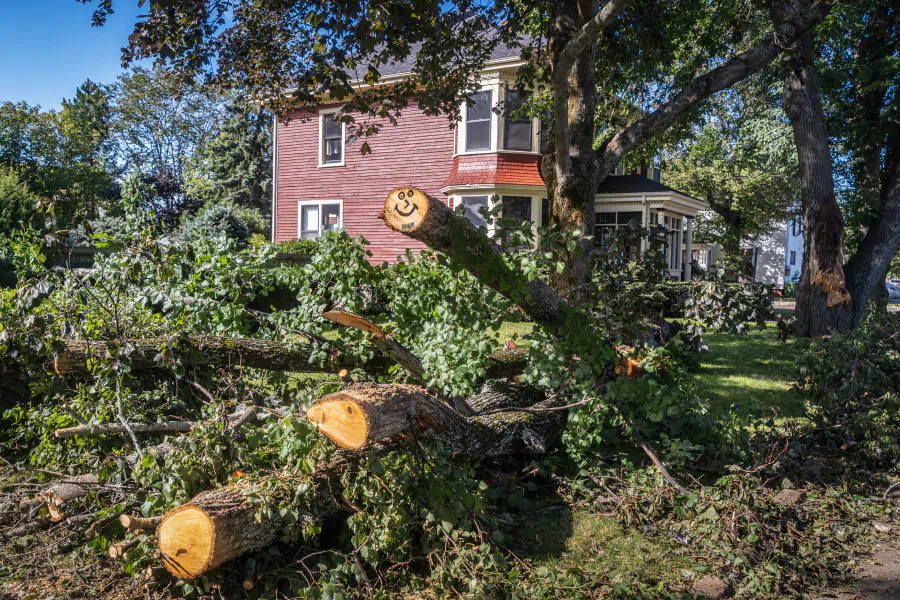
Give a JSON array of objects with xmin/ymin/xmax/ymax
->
[{"xmin": 393, "ymin": 189, "xmax": 419, "ymax": 218}]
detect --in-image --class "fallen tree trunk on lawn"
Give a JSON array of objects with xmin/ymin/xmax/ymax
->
[
  {"xmin": 54, "ymin": 336, "xmax": 371, "ymax": 377},
  {"xmin": 157, "ymin": 382, "xmax": 564, "ymax": 577},
  {"xmin": 381, "ymin": 187, "xmax": 569, "ymax": 323}
]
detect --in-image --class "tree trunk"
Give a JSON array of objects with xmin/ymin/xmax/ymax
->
[
  {"xmin": 843, "ymin": 161, "xmax": 900, "ymax": 327},
  {"xmin": 54, "ymin": 336, "xmax": 374, "ymax": 377},
  {"xmin": 158, "ymin": 478, "xmax": 332, "ymax": 578},
  {"xmin": 380, "ymin": 188, "xmax": 568, "ymax": 323},
  {"xmin": 158, "ymin": 381, "xmax": 564, "ymax": 577},
  {"xmin": 544, "ymin": 0, "xmax": 602, "ymax": 304},
  {"xmin": 777, "ymin": 26, "xmax": 852, "ymax": 336}
]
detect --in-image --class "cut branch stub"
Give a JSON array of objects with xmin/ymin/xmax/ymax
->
[
  {"xmin": 383, "ymin": 186, "xmax": 432, "ymax": 233},
  {"xmin": 381, "ymin": 186, "xmax": 567, "ymax": 324},
  {"xmin": 306, "ymin": 384, "xmax": 424, "ymax": 449}
]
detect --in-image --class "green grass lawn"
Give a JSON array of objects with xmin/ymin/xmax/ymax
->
[{"xmin": 692, "ymin": 325, "xmax": 806, "ymax": 418}]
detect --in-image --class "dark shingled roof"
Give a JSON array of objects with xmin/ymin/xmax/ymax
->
[
  {"xmin": 355, "ymin": 38, "xmax": 525, "ymax": 78},
  {"xmin": 596, "ymin": 175, "xmax": 702, "ymax": 202}
]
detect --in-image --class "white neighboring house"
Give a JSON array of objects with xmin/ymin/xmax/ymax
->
[{"xmin": 690, "ymin": 215, "xmax": 804, "ymax": 290}]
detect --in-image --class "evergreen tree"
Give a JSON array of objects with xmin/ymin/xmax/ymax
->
[
  {"xmin": 206, "ymin": 96, "xmax": 272, "ymax": 214},
  {"xmin": 61, "ymin": 79, "xmax": 112, "ymax": 166}
]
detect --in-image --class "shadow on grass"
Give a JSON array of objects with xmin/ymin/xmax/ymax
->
[{"xmin": 693, "ymin": 326, "xmax": 807, "ymax": 419}]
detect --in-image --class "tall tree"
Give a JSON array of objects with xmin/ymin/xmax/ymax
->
[
  {"xmin": 662, "ymin": 90, "xmax": 799, "ymax": 275},
  {"xmin": 204, "ymin": 96, "xmax": 272, "ymax": 213},
  {"xmin": 109, "ymin": 66, "xmax": 221, "ymax": 224},
  {"xmin": 88, "ymin": 0, "xmax": 834, "ymax": 302},
  {"xmin": 769, "ymin": 0, "xmax": 899, "ymax": 335}
]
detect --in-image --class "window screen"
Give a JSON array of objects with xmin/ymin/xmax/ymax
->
[{"xmin": 466, "ymin": 91, "xmax": 493, "ymax": 151}]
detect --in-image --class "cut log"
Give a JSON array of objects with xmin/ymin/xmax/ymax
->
[
  {"xmin": 306, "ymin": 384, "xmax": 426, "ymax": 450},
  {"xmin": 464, "ymin": 382, "xmax": 546, "ymax": 415},
  {"xmin": 381, "ymin": 187, "xmax": 568, "ymax": 323},
  {"xmin": 308, "ymin": 383, "xmax": 567, "ymax": 460},
  {"xmin": 54, "ymin": 336, "xmax": 377, "ymax": 378},
  {"xmin": 120, "ymin": 514, "xmax": 163, "ymax": 533},
  {"xmin": 157, "ymin": 478, "xmax": 333, "ymax": 578}
]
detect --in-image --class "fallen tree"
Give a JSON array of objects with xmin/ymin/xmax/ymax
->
[
  {"xmin": 156, "ymin": 381, "xmax": 565, "ymax": 577},
  {"xmin": 53, "ymin": 336, "xmax": 371, "ymax": 377}
]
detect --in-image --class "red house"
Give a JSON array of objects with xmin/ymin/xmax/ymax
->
[{"xmin": 270, "ymin": 44, "xmax": 706, "ymax": 278}]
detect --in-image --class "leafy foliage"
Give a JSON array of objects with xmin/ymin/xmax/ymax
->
[
  {"xmin": 0, "ymin": 168, "xmax": 42, "ymax": 236},
  {"xmin": 683, "ymin": 280, "xmax": 776, "ymax": 335}
]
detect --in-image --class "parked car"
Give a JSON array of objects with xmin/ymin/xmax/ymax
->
[{"xmin": 887, "ymin": 282, "xmax": 900, "ymax": 302}]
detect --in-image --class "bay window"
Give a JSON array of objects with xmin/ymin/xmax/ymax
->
[{"xmin": 460, "ymin": 195, "xmax": 490, "ymax": 230}]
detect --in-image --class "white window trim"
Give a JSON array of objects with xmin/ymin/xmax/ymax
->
[
  {"xmin": 318, "ymin": 108, "xmax": 346, "ymax": 168},
  {"xmin": 297, "ymin": 199, "xmax": 344, "ymax": 239},
  {"xmin": 454, "ymin": 193, "xmax": 542, "ymax": 242},
  {"xmin": 458, "ymin": 87, "xmax": 497, "ymax": 155}
]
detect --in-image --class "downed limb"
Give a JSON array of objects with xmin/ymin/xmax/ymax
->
[
  {"xmin": 109, "ymin": 535, "xmax": 147, "ymax": 559},
  {"xmin": 158, "ymin": 382, "xmax": 564, "ymax": 578},
  {"xmin": 123, "ymin": 406, "xmax": 260, "ymax": 465},
  {"xmin": 381, "ymin": 187, "xmax": 568, "ymax": 323},
  {"xmin": 53, "ymin": 336, "xmax": 375, "ymax": 378},
  {"xmin": 55, "ymin": 421, "xmax": 195, "ymax": 440},
  {"xmin": 322, "ymin": 310, "xmax": 530, "ymax": 382},
  {"xmin": 19, "ymin": 474, "xmax": 99, "ymax": 512}
]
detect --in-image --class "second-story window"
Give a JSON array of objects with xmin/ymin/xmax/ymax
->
[
  {"xmin": 466, "ymin": 90, "xmax": 492, "ymax": 152},
  {"xmin": 503, "ymin": 90, "xmax": 532, "ymax": 151},
  {"xmin": 322, "ymin": 114, "xmax": 344, "ymax": 165}
]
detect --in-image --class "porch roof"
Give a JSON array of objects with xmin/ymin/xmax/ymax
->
[{"xmin": 596, "ymin": 175, "xmax": 701, "ymax": 202}]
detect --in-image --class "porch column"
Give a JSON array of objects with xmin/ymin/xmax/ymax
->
[{"xmin": 684, "ymin": 216, "xmax": 693, "ymax": 282}]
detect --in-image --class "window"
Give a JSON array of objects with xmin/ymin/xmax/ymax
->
[
  {"xmin": 466, "ymin": 90, "xmax": 493, "ymax": 152},
  {"xmin": 790, "ymin": 250, "xmax": 796, "ymax": 265},
  {"xmin": 662, "ymin": 216, "xmax": 683, "ymax": 270},
  {"xmin": 298, "ymin": 201, "xmax": 342, "ymax": 239},
  {"xmin": 500, "ymin": 196, "xmax": 531, "ymax": 244},
  {"xmin": 503, "ymin": 90, "xmax": 532, "ymax": 151},
  {"xmin": 541, "ymin": 198, "xmax": 550, "ymax": 227},
  {"xmin": 321, "ymin": 113, "xmax": 344, "ymax": 165},
  {"xmin": 595, "ymin": 211, "xmax": 642, "ymax": 260},
  {"xmin": 792, "ymin": 217, "xmax": 802, "ymax": 237},
  {"xmin": 461, "ymin": 196, "xmax": 490, "ymax": 230}
]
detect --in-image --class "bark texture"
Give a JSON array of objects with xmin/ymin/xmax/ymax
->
[
  {"xmin": 380, "ymin": 188, "xmax": 568, "ymax": 323},
  {"xmin": 158, "ymin": 479, "xmax": 333, "ymax": 578},
  {"xmin": 309, "ymin": 383, "xmax": 566, "ymax": 461},
  {"xmin": 54, "ymin": 336, "xmax": 373, "ymax": 377}
]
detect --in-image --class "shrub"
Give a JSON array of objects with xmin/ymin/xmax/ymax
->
[
  {"xmin": 182, "ymin": 202, "xmax": 251, "ymax": 246},
  {"xmin": 277, "ymin": 237, "xmax": 320, "ymax": 254},
  {"xmin": 683, "ymin": 280, "xmax": 775, "ymax": 334},
  {"xmin": 0, "ymin": 168, "xmax": 42, "ymax": 236},
  {"xmin": 795, "ymin": 312, "xmax": 900, "ymax": 462}
]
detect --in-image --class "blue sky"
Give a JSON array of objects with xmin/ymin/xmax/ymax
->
[{"xmin": 0, "ymin": 1, "xmax": 147, "ymax": 110}]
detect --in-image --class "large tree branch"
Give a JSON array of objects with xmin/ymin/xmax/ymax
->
[
  {"xmin": 598, "ymin": 4, "xmax": 833, "ymax": 174},
  {"xmin": 551, "ymin": 0, "xmax": 632, "ymax": 170}
]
